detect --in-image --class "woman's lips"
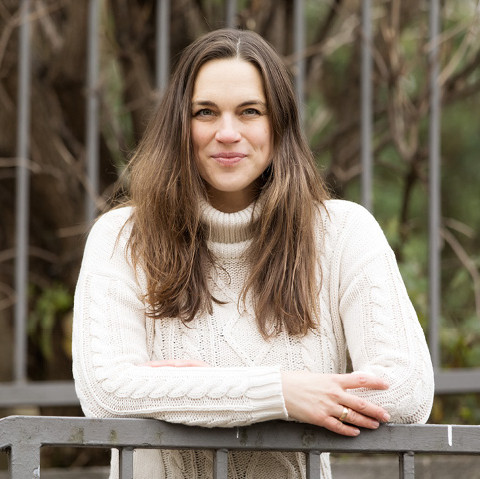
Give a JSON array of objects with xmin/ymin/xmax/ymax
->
[{"xmin": 211, "ymin": 152, "xmax": 246, "ymax": 166}]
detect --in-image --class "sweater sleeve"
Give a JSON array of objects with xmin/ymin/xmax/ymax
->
[
  {"xmin": 72, "ymin": 208, "xmax": 287, "ymax": 428},
  {"xmin": 334, "ymin": 202, "xmax": 434, "ymax": 424}
]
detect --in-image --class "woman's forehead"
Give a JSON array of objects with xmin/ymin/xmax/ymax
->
[{"xmin": 192, "ymin": 58, "xmax": 266, "ymax": 104}]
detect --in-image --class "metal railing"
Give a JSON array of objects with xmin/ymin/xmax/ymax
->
[
  {"xmin": 1, "ymin": 416, "xmax": 480, "ymax": 479},
  {"xmin": 3, "ymin": 0, "xmax": 480, "ymax": 408}
]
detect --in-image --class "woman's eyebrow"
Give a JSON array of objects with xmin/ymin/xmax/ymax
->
[
  {"xmin": 192, "ymin": 100, "xmax": 267, "ymax": 108},
  {"xmin": 192, "ymin": 100, "xmax": 216, "ymax": 105},
  {"xmin": 238, "ymin": 100, "xmax": 267, "ymax": 108}
]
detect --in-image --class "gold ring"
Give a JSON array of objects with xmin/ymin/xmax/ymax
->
[{"xmin": 338, "ymin": 407, "xmax": 350, "ymax": 422}]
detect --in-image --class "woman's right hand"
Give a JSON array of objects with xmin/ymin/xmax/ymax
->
[{"xmin": 281, "ymin": 371, "xmax": 391, "ymax": 436}]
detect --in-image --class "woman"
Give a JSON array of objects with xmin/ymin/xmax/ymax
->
[{"xmin": 73, "ymin": 28, "xmax": 434, "ymax": 478}]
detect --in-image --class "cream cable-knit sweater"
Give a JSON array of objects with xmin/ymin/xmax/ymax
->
[{"xmin": 73, "ymin": 199, "xmax": 434, "ymax": 479}]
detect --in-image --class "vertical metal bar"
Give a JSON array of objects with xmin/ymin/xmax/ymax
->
[
  {"xmin": 361, "ymin": 0, "xmax": 373, "ymax": 211},
  {"xmin": 399, "ymin": 451, "xmax": 415, "ymax": 479},
  {"xmin": 118, "ymin": 447, "xmax": 134, "ymax": 479},
  {"xmin": 226, "ymin": 0, "xmax": 237, "ymax": 28},
  {"xmin": 213, "ymin": 449, "xmax": 228, "ymax": 479},
  {"xmin": 85, "ymin": 0, "xmax": 100, "ymax": 223},
  {"xmin": 428, "ymin": 0, "xmax": 441, "ymax": 370},
  {"xmin": 14, "ymin": 0, "xmax": 32, "ymax": 384},
  {"xmin": 293, "ymin": 0, "xmax": 305, "ymax": 121},
  {"xmin": 306, "ymin": 451, "xmax": 322, "ymax": 479},
  {"xmin": 156, "ymin": 0, "xmax": 170, "ymax": 93},
  {"xmin": 8, "ymin": 443, "xmax": 41, "ymax": 479}
]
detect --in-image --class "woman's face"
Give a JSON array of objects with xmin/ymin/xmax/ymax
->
[{"xmin": 191, "ymin": 58, "xmax": 272, "ymax": 213}]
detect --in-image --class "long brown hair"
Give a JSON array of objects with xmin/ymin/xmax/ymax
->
[{"xmin": 126, "ymin": 29, "xmax": 330, "ymax": 337}]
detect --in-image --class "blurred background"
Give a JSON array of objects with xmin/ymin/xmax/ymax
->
[{"xmin": 1, "ymin": 0, "xmax": 480, "ymax": 471}]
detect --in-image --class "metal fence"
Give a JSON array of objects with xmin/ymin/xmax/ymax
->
[
  {"xmin": 2, "ymin": 0, "xmax": 480, "ymax": 408},
  {"xmin": 1, "ymin": 416, "xmax": 480, "ymax": 478}
]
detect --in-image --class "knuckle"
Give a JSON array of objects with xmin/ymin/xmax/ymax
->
[
  {"xmin": 330, "ymin": 391, "xmax": 341, "ymax": 401},
  {"xmin": 356, "ymin": 374, "xmax": 368, "ymax": 386},
  {"xmin": 356, "ymin": 399, "xmax": 368, "ymax": 411},
  {"xmin": 347, "ymin": 409, "xmax": 357, "ymax": 422}
]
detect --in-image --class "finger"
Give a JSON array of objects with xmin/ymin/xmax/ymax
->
[
  {"xmin": 336, "ymin": 406, "xmax": 380, "ymax": 430},
  {"xmin": 141, "ymin": 359, "xmax": 209, "ymax": 367},
  {"xmin": 342, "ymin": 396, "xmax": 391, "ymax": 423},
  {"xmin": 323, "ymin": 416, "xmax": 360, "ymax": 437},
  {"xmin": 337, "ymin": 372, "xmax": 389, "ymax": 391}
]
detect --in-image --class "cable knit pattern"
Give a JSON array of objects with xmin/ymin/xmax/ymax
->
[{"xmin": 72, "ymin": 199, "xmax": 434, "ymax": 479}]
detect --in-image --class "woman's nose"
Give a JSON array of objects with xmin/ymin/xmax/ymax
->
[{"xmin": 215, "ymin": 115, "xmax": 241, "ymax": 143}]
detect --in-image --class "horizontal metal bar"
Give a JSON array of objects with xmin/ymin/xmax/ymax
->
[
  {"xmin": 1, "ymin": 417, "xmax": 480, "ymax": 455},
  {"xmin": 0, "ymin": 382, "xmax": 78, "ymax": 406},
  {"xmin": 434, "ymin": 369, "xmax": 480, "ymax": 394}
]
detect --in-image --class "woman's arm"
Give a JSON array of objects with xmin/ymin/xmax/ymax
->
[
  {"xmin": 72, "ymin": 208, "xmax": 288, "ymax": 428},
  {"xmin": 336, "ymin": 202, "xmax": 434, "ymax": 423},
  {"xmin": 277, "ymin": 202, "xmax": 433, "ymax": 435}
]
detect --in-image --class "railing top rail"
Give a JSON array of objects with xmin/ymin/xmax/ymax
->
[{"xmin": 1, "ymin": 416, "xmax": 479, "ymax": 455}]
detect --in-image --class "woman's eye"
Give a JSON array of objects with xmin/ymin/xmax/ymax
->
[
  {"xmin": 242, "ymin": 108, "xmax": 261, "ymax": 116},
  {"xmin": 194, "ymin": 109, "xmax": 214, "ymax": 117}
]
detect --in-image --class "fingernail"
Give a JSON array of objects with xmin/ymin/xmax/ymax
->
[
  {"xmin": 382, "ymin": 413, "xmax": 391, "ymax": 422},
  {"xmin": 353, "ymin": 429, "xmax": 360, "ymax": 436}
]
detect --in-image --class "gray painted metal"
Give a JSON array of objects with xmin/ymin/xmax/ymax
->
[
  {"xmin": 1, "ymin": 417, "xmax": 480, "ymax": 479},
  {"xmin": 226, "ymin": 0, "xmax": 237, "ymax": 28},
  {"xmin": 399, "ymin": 452, "xmax": 415, "ymax": 479},
  {"xmin": 85, "ymin": 0, "xmax": 100, "ymax": 223},
  {"xmin": 428, "ymin": 0, "xmax": 441, "ymax": 370},
  {"xmin": 360, "ymin": 0, "xmax": 373, "ymax": 212},
  {"xmin": 293, "ymin": 0, "xmax": 305, "ymax": 120},
  {"xmin": 119, "ymin": 448, "xmax": 134, "ymax": 479},
  {"xmin": 1, "ymin": 416, "xmax": 480, "ymax": 454},
  {"xmin": 213, "ymin": 449, "xmax": 228, "ymax": 479},
  {"xmin": 434, "ymin": 369, "xmax": 480, "ymax": 394},
  {"xmin": 0, "ymin": 382, "xmax": 78, "ymax": 407},
  {"xmin": 156, "ymin": 0, "xmax": 170, "ymax": 93},
  {"xmin": 8, "ymin": 441, "xmax": 41, "ymax": 479},
  {"xmin": 307, "ymin": 450, "xmax": 322, "ymax": 479},
  {"xmin": 14, "ymin": 0, "xmax": 32, "ymax": 384}
]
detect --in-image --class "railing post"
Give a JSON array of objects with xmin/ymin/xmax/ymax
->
[
  {"xmin": 8, "ymin": 442, "xmax": 41, "ymax": 479},
  {"xmin": 226, "ymin": 0, "xmax": 237, "ymax": 28},
  {"xmin": 156, "ymin": 0, "xmax": 170, "ymax": 93},
  {"xmin": 293, "ymin": 0, "xmax": 305, "ymax": 121},
  {"xmin": 14, "ymin": 0, "xmax": 32, "ymax": 386},
  {"xmin": 428, "ymin": 0, "xmax": 442, "ymax": 372},
  {"xmin": 85, "ymin": 0, "xmax": 101, "ymax": 223},
  {"xmin": 306, "ymin": 450, "xmax": 322, "ymax": 479},
  {"xmin": 213, "ymin": 448, "xmax": 228, "ymax": 479},
  {"xmin": 399, "ymin": 451, "xmax": 415, "ymax": 479},
  {"xmin": 361, "ymin": 0, "xmax": 373, "ymax": 212},
  {"xmin": 118, "ymin": 447, "xmax": 134, "ymax": 479}
]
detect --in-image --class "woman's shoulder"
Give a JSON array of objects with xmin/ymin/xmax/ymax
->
[
  {"xmin": 322, "ymin": 199, "xmax": 376, "ymax": 225},
  {"xmin": 318, "ymin": 199, "xmax": 385, "ymax": 244},
  {"xmin": 87, "ymin": 206, "xmax": 135, "ymax": 244}
]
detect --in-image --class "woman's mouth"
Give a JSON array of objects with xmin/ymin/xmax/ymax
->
[{"xmin": 211, "ymin": 152, "xmax": 246, "ymax": 165}]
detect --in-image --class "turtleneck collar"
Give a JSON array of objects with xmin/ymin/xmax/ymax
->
[{"xmin": 199, "ymin": 197, "xmax": 262, "ymax": 244}]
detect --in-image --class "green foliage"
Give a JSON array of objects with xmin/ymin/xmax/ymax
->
[{"xmin": 28, "ymin": 284, "xmax": 73, "ymax": 361}]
